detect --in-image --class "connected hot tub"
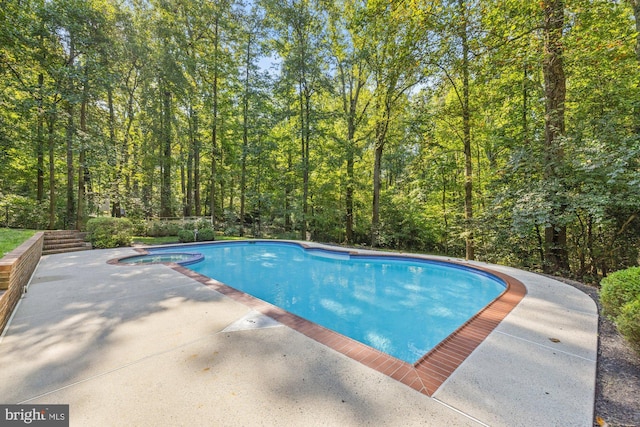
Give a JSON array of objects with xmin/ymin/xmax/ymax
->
[{"xmin": 118, "ymin": 252, "xmax": 204, "ymax": 266}]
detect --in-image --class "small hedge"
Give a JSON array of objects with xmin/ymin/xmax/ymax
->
[
  {"xmin": 600, "ymin": 266, "xmax": 640, "ymax": 354},
  {"xmin": 86, "ymin": 217, "xmax": 133, "ymax": 248},
  {"xmin": 177, "ymin": 219, "xmax": 215, "ymax": 243},
  {"xmin": 146, "ymin": 220, "xmax": 182, "ymax": 237},
  {"xmin": 600, "ymin": 266, "xmax": 640, "ymax": 318},
  {"xmin": 617, "ymin": 298, "xmax": 640, "ymax": 354}
]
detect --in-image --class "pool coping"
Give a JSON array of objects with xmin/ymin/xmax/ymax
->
[{"xmin": 110, "ymin": 241, "xmax": 526, "ymax": 397}]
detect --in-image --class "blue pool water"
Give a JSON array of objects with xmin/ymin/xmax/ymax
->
[{"xmin": 149, "ymin": 241, "xmax": 505, "ymax": 363}]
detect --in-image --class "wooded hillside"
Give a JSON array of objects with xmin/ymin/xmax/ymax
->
[{"xmin": 1, "ymin": 0, "xmax": 639, "ymax": 279}]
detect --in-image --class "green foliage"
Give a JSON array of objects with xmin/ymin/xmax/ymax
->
[
  {"xmin": 195, "ymin": 228, "xmax": 215, "ymax": 241},
  {"xmin": 0, "ymin": 194, "xmax": 48, "ymax": 230},
  {"xmin": 600, "ymin": 267, "xmax": 640, "ymax": 319},
  {"xmin": 378, "ymin": 191, "xmax": 438, "ymax": 252},
  {"xmin": 86, "ymin": 217, "xmax": 133, "ymax": 249},
  {"xmin": 600, "ymin": 267, "xmax": 640, "ymax": 352},
  {"xmin": 177, "ymin": 219, "xmax": 215, "ymax": 243},
  {"xmin": 123, "ymin": 199, "xmax": 149, "ymax": 236},
  {"xmin": 617, "ymin": 298, "xmax": 640, "ymax": 354},
  {"xmin": 146, "ymin": 221, "xmax": 182, "ymax": 237},
  {"xmin": 1, "ymin": 0, "xmax": 639, "ymax": 278},
  {"xmin": 132, "ymin": 236, "xmax": 179, "ymax": 245},
  {"xmin": 177, "ymin": 229, "xmax": 197, "ymax": 242}
]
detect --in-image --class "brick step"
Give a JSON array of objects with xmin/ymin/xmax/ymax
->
[
  {"xmin": 42, "ymin": 230, "xmax": 92, "ymax": 255},
  {"xmin": 44, "ymin": 235, "xmax": 87, "ymax": 243},
  {"xmin": 42, "ymin": 246, "xmax": 92, "ymax": 256},
  {"xmin": 44, "ymin": 231, "xmax": 79, "ymax": 238},
  {"xmin": 44, "ymin": 241, "xmax": 91, "ymax": 250}
]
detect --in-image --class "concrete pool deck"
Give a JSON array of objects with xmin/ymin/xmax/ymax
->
[{"xmin": 0, "ymin": 245, "xmax": 597, "ymax": 426}]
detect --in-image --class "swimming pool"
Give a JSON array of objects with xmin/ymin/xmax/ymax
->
[{"xmin": 147, "ymin": 241, "xmax": 506, "ymax": 364}]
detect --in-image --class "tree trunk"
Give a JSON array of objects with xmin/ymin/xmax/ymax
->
[
  {"xmin": 65, "ymin": 100, "xmax": 75, "ymax": 229},
  {"xmin": 371, "ymin": 139, "xmax": 384, "ymax": 246},
  {"xmin": 107, "ymin": 84, "xmax": 122, "ymax": 218},
  {"xmin": 210, "ymin": 15, "xmax": 219, "ymax": 224},
  {"xmin": 240, "ymin": 32, "xmax": 252, "ymax": 237},
  {"xmin": 631, "ymin": 0, "xmax": 640, "ymax": 134},
  {"xmin": 542, "ymin": 0, "xmax": 569, "ymax": 274},
  {"xmin": 76, "ymin": 71, "xmax": 89, "ymax": 230},
  {"xmin": 633, "ymin": 0, "xmax": 640, "ymax": 64},
  {"xmin": 346, "ymin": 152, "xmax": 354, "ymax": 243},
  {"xmin": 36, "ymin": 73, "xmax": 45, "ymax": 202},
  {"xmin": 192, "ymin": 108, "xmax": 200, "ymax": 217},
  {"xmin": 298, "ymin": 78, "xmax": 311, "ymax": 240},
  {"xmin": 186, "ymin": 106, "xmax": 195, "ymax": 217},
  {"xmin": 302, "ymin": 90, "xmax": 311, "ymax": 240},
  {"xmin": 460, "ymin": 0, "xmax": 474, "ymax": 260},
  {"xmin": 123, "ymin": 67, "xmax": 139, "ymax": 196},
  {"xmin": 522, "ymin": 61, "xmax": 530, "ymax": 146},
  {"xmin": 47, "ymin": 110, "xmax": 56, "ymax": 230},
  {"xmin": 339, "ymin": 61, "xmax": 366, "ymax": 245},
  {"xmin": 371, "ymin": 100, "xmax": 390, "ymax": 247},
  {"xmin": 65, "ymin": 36, "xmax": 76, "ymax": 230},
  {"xmin": 285, "ymin": 151, "xmax": 293, "ymax": 231},
  {"xmin": 160, "ymin": 89, "xmax": 173, "ymax": 218}
]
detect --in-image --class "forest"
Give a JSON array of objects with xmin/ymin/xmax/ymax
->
[{"xmin": 0, "ymin": 0, "xmax": 639, "ymax": 281}]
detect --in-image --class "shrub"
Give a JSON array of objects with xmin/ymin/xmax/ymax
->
[
  {"xmin": 196, "ymin": 228, "xmax": 215, "ymax": 241},
  {"xmin": 600, "ymin": 266, "xmax": 640, "ymax": 354},
  {"xmin": 146, "ymin": 220, "xmax": 181, "ymax": 237},
  {"xmin": 178, "ymin": 222, "xmax": 214, "ymax": 243},
  {"xmin": 86, "ymin": 217, "xmax": 133, "ymax": 248},
  {"xmin": 600, "ymin": 266, "xmax": 640, "ymax": 319},
  {"xmin": 617, "ymin": 297, "xmax": 640, "ymax": 354},
  {"xmin": 178, "ymin": 229, "xmax": 197, "ymax": 243},
  {"xmin": 0, "ymin": 194, "xmax": 48, "ymax": 229}
]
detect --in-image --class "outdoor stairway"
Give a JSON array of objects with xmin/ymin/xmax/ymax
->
[{"xmin": 42, "ymin": 230, "xmax": 92, "ymax": 255}]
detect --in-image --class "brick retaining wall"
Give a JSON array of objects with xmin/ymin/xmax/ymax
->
[{"xmin": 0, "ymin": 232, "xmax": 44, "ymax": 334}]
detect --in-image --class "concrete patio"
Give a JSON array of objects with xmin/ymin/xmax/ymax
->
[{"xmin": 0, "ymin": 246, "xmax": 597, "ymax": 426}]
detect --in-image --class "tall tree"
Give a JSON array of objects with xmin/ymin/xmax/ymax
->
[
  {"xmin": 198, "ymin": 0, "xmax": 234, "ymax": 223},
  {"xmin": 631, "ymin": 0, "xmax": 640, "ymax": 134},
  {"xmin": 542, "ymin": 0, "xmax": 568, "ymax": 273},
  {"xmin": 238, "ymin": 7, "xmax": 266, "ymax": 236},
  {"xmin": 327, "ymin": 0, "xmax": 371, "ymax": 244},
  {"xmin": 363, "ymin": 0, "xmax": 429, "ymax": 246},
  {"xmin": 266, "ymin": 0, "xmax": 327, "ymax": 240},
  {"xmin": 458, "ymin": 0, "xmax": 474, "ymax": 260}
]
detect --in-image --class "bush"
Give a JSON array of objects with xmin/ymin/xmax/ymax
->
[
  {"xmin": 178, "ymin": 229, "xmax": 197, "ymax": 243},
  {"xmin": 86, "ymin": 217, "xmax": 133, "ymax": 248},
  {"xmin": 178, "ymin": 222, "xmax": 214, "ymax": 243},
  {"xmin": 617, "ymin": 297, "xmax": 640, "ymax": 354},
  {"xmin": 600, "ymin": 266, "xmax": 640, "ymax": 354},
  {"xmin": 600, "ymin": 266, "xmax": 640, "ymax": 319},
  {"xmin": 196, "ymin": 228, "xmax": 215, "ymax": 241},
  {"xmin": 146, "ymin": 220, "xmax": 181, "ymax": 237},
  {"xmin": 0, "ymin": 194, "xmax": 48, "ymax": 229}
]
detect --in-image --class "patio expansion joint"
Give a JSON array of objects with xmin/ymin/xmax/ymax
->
[
  {"xmin": 432, "ymin": 396, "xmax": 491, "ymax": 427},
  {"xmin": 494, "ymin": 330, "xmax": 597, "ymax": 362}
]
